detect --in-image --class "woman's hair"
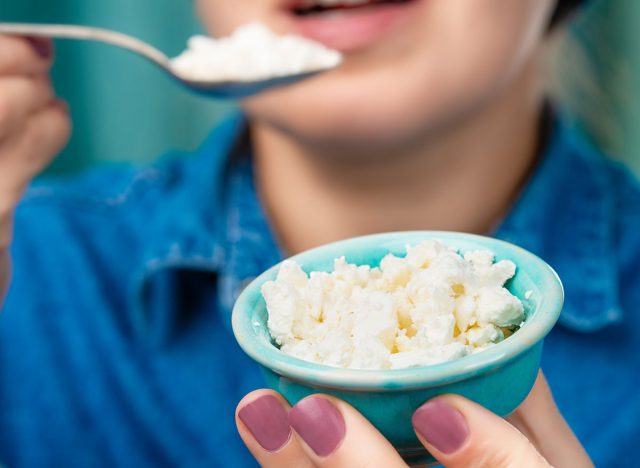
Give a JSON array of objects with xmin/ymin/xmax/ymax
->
[{"xmin": 551, "ymin": 0, "xmax": 585, "ymax": 25}]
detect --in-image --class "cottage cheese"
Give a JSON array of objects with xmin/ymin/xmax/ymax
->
[
  {"xmin": 262, "ymin": 240, "xmax": 525, "ymax": 370},
  {"xmin": 170, "ymin": 22, "xmax": 342, "ymax": 82}
]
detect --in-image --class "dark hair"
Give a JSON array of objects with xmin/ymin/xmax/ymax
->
[{"xmin": 551, "ymin": 0, "xmax": 584, "ymax": 25}]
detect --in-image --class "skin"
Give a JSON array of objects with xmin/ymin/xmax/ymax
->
[
  {"xmin": 196, "ymin": 0, "xmax": 556, "ymax": 253},
  {"xmin": 0, "ymin": 0, "xmax": 593, "ymax": 465},
  {"xmin": 236, "ymin": 373, "xmax": 592, "ymax": 468},
  {"xmin": 195, "ymin": 0, "xmax": 593, "ymax": 465},
  {"xmin": 0, "ymin": 35, "xmax": 71, "ymax": 302}
]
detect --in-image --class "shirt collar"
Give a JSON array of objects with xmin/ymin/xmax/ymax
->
[
  {"xmin": 216, "ymin": 138, "xmax": 284, "ymax": 327},
  {"xmin": 132, "ymin": 111, "xmax": 248, "ymax": 340},
  {"xmin": 134, "ymin": 111, "xmax": 622, "ymax": 343},
  {"xmin": 496, "ymin": 116, "xmax": 622, "ymax": 332}
]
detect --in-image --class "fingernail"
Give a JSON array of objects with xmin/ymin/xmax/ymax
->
[
  {"xmin": 412, "ymin": 400, "xmax": 470, "ymax": 454},
  {"xmin": 238, "ymin": 395, "xmax": 291, "ymax": 452},
  {"xmin": 288, "ymin": 396, "xmax": 345, "ymax": 457},
  {"xmin": 26, "ymin": 37, "xmax": 53, "ymax": 59}
]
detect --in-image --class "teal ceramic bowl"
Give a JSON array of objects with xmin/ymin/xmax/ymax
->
[{"xmin": 232, "ymin": 232, "xmax": 564, "ymax": 464}]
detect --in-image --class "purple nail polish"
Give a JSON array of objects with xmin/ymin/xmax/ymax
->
[
  {"xmin": 26, "ymin": 37, "xmax": 53, "ymax": 59},
  {"xmin": 412, "ymin": 400, "xmax": 470, "ymax": 454},
  {"xmin": 238, "ymin": 395, "xmax": 291, "ymax": 452},
  {"xmin": 289, "ymin": 397, "xmax": 345, "ymax": 457}
]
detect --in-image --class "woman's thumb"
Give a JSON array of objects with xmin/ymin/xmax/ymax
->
[{"xmin": 412, "ymin": 396, "xmax": 550, "ymax": 468}]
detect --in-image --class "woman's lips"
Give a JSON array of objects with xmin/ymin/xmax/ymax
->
[{"xmin": 285, "ymin": 1, "xmax": 420, "ymax": 52}]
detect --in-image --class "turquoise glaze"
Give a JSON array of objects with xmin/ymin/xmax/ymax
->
[{"xmin": 232, "ymin": 232, "xmax": 564, "ymax": 463}]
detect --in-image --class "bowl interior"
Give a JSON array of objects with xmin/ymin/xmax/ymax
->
[{"xmin": 232, "ymin": 232, "xmax": 564, "ymax": 390}]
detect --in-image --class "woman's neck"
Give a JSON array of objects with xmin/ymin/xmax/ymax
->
[{"xmin": 252, "ymin": 59, "xmax": 545, "ymax": 255}]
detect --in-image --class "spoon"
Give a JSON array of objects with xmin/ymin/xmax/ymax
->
[{"xmin": 0, "ymin": 23, "xmax": 333, "ymax": 99}]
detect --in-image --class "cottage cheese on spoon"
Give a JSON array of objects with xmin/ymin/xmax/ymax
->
[
  {"xmin": 262, "ymin": 240, "xmax": 525, "ymax": 370},
  {"xmin": 171, "ymin": 22, "xmax": 342, "ymax": 82}
]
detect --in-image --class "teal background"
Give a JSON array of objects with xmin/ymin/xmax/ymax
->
[
  {"xmin": 551, "ymin": 0, "xmax": 640, "ymax": 175},
  {"xmin": 1, "ymin": 0, "xmax": 638, "ymax": 175},
  {"xmin": 1, "ymin": 0, "xmax": 234, "ymax": 173}
]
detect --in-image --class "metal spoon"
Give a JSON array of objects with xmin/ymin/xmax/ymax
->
[{"xmin": 0, "ymin": 23, "xmax": 334, "ymax": 99}]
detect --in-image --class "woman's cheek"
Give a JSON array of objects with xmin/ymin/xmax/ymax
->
[
  {"xmin": 239, "ymin": 45, "xmax": 532, "ymax": 148},
  {"xmin": 214, "ymin": 0, "xmax": 555, "ymax": 146}
]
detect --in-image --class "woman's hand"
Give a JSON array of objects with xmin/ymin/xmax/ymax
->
[
  {"xmin": 0, "ymin": 35, "xmax": 71, "ymax": 300},
  {"xmin": 236, "ymin": 372, "xmax": 593, "ymax": 468}
]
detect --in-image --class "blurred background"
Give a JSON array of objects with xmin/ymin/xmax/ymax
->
[{"xmin": 1, "ymin": 0, "xmax": 638, "ymax": 175}]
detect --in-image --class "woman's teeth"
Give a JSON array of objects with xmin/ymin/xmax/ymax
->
[
  {"xmin": 293, "ymin": 0, "xmax": 411, "ymax": 16},
  {"xmin": 303, "ymin": 0, "xmax": 373, "ymax": 6},
  {"xmin": 294, "ymin": 0, "xmax": 373, "ymax": 15}
]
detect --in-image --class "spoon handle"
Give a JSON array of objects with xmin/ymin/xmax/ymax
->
[{"xmin": 0, "ymin": 23, "xmax": 169, "ymax": 68}]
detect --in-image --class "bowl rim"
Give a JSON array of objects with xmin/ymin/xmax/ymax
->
[{"xmin": 232, "ymin": 231, "xmax": 564, "ymax": 391}]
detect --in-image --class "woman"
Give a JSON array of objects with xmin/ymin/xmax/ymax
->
[{"xmin": 0, "ymin": 0, "xmax": 637, "ymax": 466}]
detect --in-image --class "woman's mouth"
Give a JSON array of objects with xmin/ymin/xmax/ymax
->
[{"xmin": 284, "ymin": 0, "xmax": 420, "ymax": 52}]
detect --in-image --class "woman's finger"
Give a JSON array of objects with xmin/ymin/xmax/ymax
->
[
  {"xmin": 288, "ymin": 394, "xmax": 406, "ymax": 467},
  {"xmin": 0, "ymin": 75, "xmax": 55, "ymax": 140},
  {"xmin": 412, "ymin": 395, "xmax": 551, "ymax": 468},
  {"xmin": 0, "ymin": 35, "xmax": 53, "ymax": 75},
  {"xmin": 0, "ymin": 100, "xmax": 71, "ymax": 196},
  {"xmin": 507, "ymin": 372, "xmax": 593, "ymax": 468},
  {"xmin": 236, "ymin": 390, "xmax": 313, "ymax": 468}
]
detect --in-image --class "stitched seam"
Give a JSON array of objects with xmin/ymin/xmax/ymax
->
[{"xmin": 18, "ymin": 168, "xmax": 167, "ymax": 216}]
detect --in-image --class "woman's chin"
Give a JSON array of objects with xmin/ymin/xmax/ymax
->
[{"xmin": 244, "ymin": 90, "xmax": 443, "ymax": 153}]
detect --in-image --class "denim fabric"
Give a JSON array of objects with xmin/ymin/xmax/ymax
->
[{"xmin": 0, "ymin": 112, "xmax": 639, "ymax": 467}]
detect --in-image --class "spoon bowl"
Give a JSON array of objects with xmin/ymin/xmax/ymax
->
[
  {"xmin": 0, "ymin": 23, "xmax": 335, "ymax": 99},
  {"xmin": 180, "ymin": 70, "xmax": 324, "ymax": 99}
]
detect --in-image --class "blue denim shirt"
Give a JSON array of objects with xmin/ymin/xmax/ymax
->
[{"xmin": 1, "ymin": 112, "xmax": 639, "ymax": 467}]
